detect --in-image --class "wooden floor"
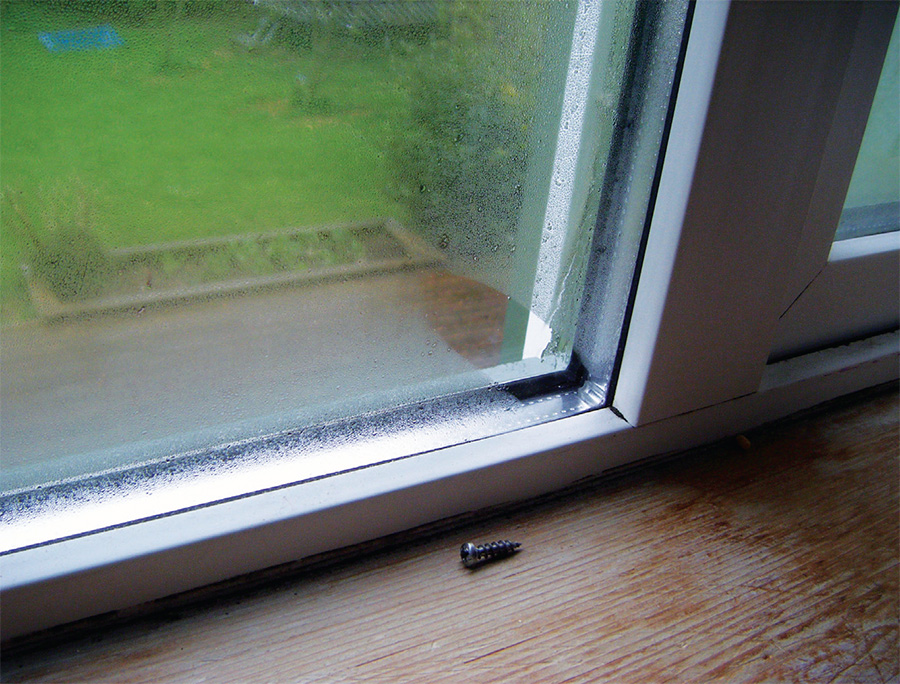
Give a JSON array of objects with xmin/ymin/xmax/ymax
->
[{"xmin": 3, "ymin": 388, "xmax": 898, "ymax": 683}]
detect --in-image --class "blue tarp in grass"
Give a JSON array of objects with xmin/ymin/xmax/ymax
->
[{"xmin": 39, "ymin": 25, "xmax": 123, "ymax": 52}]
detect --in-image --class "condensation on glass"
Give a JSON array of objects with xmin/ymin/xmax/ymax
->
[
  {"xmin": 835, "ymin": 16, "xmax": 899, "ymax": 241},
  {"xmin": 0, "ymin": 1, "xmax": 688, "ymax": 546}
]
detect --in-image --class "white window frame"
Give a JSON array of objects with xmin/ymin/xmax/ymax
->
[
  {"xmin": 770, "ymin": 4, "xmax": 899, "ymax": 361},
  {"xmin": 2, "ymin": 0, "xmax": 898, "ymax": 641}
]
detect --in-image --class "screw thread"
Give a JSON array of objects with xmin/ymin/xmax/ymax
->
[{"xmin": 460, "ymin": 540, "xmax": 521, "ymax": 568}]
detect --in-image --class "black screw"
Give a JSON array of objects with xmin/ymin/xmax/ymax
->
[{"xmin": 460, "ymin": 540, "xmax": 521, "ymax": 568}]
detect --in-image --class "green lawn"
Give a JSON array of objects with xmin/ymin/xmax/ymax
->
[{"xmin": 0, "ymin": 3, "xmax": 411, "ymax": 320}]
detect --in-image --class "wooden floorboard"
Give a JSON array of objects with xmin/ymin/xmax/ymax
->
[{"xmin": 3, "ymin": 388, "xmax": 898, "ymax": 683}]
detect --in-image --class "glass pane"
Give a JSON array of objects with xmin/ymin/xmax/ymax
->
[
  {"xmin": 835, "ymin": 16, "xmax": 899, "ymax": 241},
  {"xmin": 0, "ymin": 2, "xmax": 685, "ymax": 506}
]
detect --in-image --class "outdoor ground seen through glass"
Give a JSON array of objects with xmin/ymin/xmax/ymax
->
[{"xmin": 0, "ymin": 1, "xmax": 633, "ymax": 493}]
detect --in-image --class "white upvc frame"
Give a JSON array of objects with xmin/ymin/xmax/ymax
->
[
  {"xmin": 2, "ymin": 0, "xmax": 898, "ymax": 641},
  {"xmin": 770, "ymin": 3, "xmax": 899, "ymax": 361},
  {"xmin": 615, "ymin": 0, "xmax": 898, "ymax": 425}
]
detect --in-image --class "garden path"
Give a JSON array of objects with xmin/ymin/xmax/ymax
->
[{"xmin": 0, "ymin": 269, "xmax": 507, "ymax": 488}]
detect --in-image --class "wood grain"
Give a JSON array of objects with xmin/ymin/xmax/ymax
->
[{"xmin": 3, "ymin": 388, "xmax": 897, "ymax": 683}]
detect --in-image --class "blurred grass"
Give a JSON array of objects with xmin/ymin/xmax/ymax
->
[{"xmin": 0, "ymin": 2, "xmax": 410, "ymax": 321}]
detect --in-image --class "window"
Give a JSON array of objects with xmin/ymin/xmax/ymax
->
[
  {"xmin": 2, "ymin": 0, "xmax": 898, "ymax": 640},
  {"xmin": 1, "ymin": 0, "xmax": 688, "ymax": 543}
]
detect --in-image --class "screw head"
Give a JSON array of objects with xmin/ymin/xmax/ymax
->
[{"xmin": 460, "ymin": 543, "xmax": 478, "ymax": 566}]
